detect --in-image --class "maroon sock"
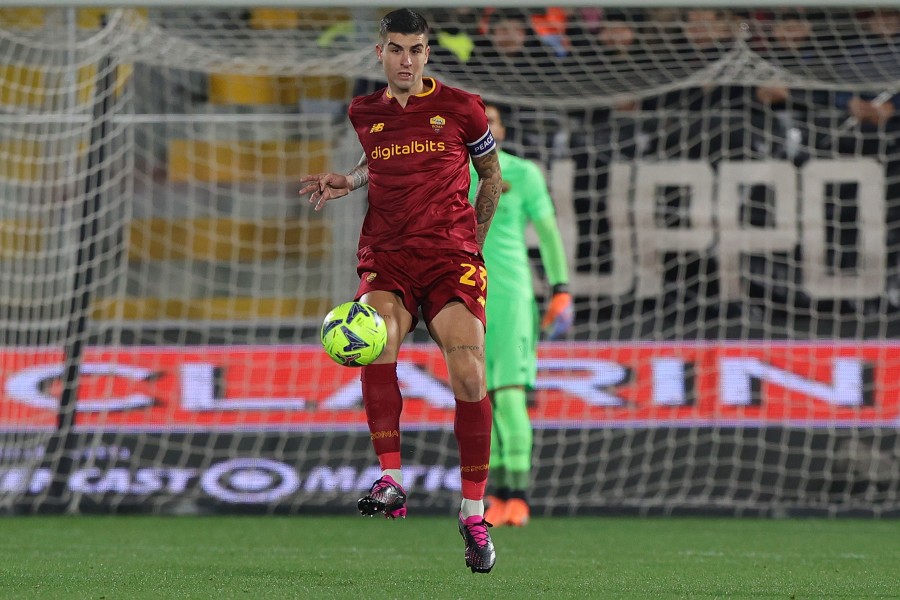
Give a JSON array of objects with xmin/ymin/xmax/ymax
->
[
  {"xmin": 454, "ymin": 396, "xmax": 492, "ymax": 500},
  {"xmin": 361, "ymin": 362, "xmax": 402, "ymax": 470}
]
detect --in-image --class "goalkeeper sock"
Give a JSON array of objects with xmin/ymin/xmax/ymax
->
[
  {"xmin": 493, "ymin": 387, "xmax": 533, "ymax": 477},
  {"xmin": 507, "ymin": 469, "xmax": 531, "ymax": 494},
  {"xmin": 454, "ymin": 396, "xmax": 492, "ymax": 501},
  {"xmin": 361, "ymin": 362, "xmax": 402, "ymax": 471},
  {"xmin": 489, "ymin": 467, "xmax": 509, "ymax": 494}
]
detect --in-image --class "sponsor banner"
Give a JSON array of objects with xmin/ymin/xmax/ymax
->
[
  {"xmin": 564, "ymin": 158, "xmax": 893, "ymax": 301},
  {"xmin": 5, "ymin": 430, "xmax": 899, "ymax": 516},
  {"xmin": 0, "ymin": 342, "xmax": 898, "ymax": 430},
  {"xmin": 0, "ymin": 432, "xmax": 461, "ymax": 511}
]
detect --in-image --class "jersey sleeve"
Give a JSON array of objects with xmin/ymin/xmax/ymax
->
[
  {"xmin": 522, "ymin": 161, "xmax": 568, "ymax": 285},
  {"xmin": 533, "ymin": 214, "xmax": 569, "ymax": 287},
  {"xmin": 347, "ymin": 97, "xmax": 359, "ymax": 127},
  {"xmin": 463, "ymin": 95, "xmax": 496, "ymax": 158}
]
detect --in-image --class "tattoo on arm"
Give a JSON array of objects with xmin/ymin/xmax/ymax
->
[
  {"xmin": 471, "ymin": 149, "xmax": 502, "ymax": 248},
  {"xmin": 348, "ymin": 154, "xmax": 369, "ymax": 191}
]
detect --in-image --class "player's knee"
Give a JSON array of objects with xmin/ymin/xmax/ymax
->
[{"xmin": 452, "ymin": 370, "xmax": 486, "ymax": 402}]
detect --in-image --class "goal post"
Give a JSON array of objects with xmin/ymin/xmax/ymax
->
[{"xmin": 0, "ymin": 4, "xmax": 898, "ymax": 516}]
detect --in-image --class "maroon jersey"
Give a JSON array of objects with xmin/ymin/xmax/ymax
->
[{"xmin": 349, "ymin": 78, "xmax": 495, "ymax": 256}]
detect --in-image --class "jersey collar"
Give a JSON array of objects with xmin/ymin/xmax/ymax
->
[{"xmin": 385, "ymin": 77, "xmax": 439, "ymax": 102}]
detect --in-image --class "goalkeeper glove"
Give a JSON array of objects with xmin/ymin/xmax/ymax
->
[{"xmin": 541, "ymin": 284, "xmax": 573, "ymax": 340}]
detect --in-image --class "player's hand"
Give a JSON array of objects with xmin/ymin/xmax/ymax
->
[
  {"xmin": 541, "ymin": 288, "xmax": 573, "ymax": 340},
  {"xmin": 299, "ymin": 172, "xmax": 351, "ymax": 211}
]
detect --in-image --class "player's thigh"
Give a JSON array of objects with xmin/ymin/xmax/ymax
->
[
  {"xmin": 360, "ymin": 290, "xmax": 413, "ymax": 363},
  {"xmin": 428, "ymin": 301, "xmax": 486, "ymax": 401}
]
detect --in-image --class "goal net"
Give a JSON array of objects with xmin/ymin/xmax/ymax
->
[{"xmin": 1, "ymin": 5, "xmax": 898, "ymax": 516}]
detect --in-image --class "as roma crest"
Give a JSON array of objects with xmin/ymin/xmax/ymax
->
[{"xmin": 430, "ymin": 115, "xmax": 445, "ymax": 134}]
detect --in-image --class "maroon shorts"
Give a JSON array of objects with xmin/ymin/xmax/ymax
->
[{"xmin": 356, "ymin": 247, "xmax": 487, "ymax": 333}]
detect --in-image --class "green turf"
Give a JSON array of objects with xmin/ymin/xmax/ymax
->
[{"xmin": 0, "ymin": 515, "xmax": 897, "ymax": 599}]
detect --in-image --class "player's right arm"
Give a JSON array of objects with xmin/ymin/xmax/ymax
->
[{"xmin": 299, "ymin": 153, "xmax": 369, "ymax": 211}]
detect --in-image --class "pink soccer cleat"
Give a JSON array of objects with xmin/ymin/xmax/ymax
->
[
  {"xmin": 458, "ymin": 513, "xmax": 496, "ymax": 573},
  {"xmin": 357, "ymin": 475, "xmax": 407, "ymax": 519}
]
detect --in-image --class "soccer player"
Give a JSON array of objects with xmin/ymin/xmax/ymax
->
[
  {"xmin": 298, "ymin": 8, "xmax": 502, "ymax": 574},
  {"xmin": 468, "ymin": 104, "xmax": 573, "ymax": 527}
]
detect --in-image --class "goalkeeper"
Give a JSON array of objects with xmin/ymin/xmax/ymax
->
[{"xmin": 468, "ymin": 104, "xmax": 573, "ymax": 527}]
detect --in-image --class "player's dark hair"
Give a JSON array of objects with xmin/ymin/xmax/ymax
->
[{"xmin": 380, "ymin": 8, "xmax": 429, "ymax": 41}]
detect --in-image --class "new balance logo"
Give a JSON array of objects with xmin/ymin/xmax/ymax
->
[{"xmin": 370, "ymin": 123, "xmax": 385, "ymax": 133}]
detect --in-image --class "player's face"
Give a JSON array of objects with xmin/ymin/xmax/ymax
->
[
  {"xmin": 484, "ymin": 106, "xmax": 506, "ymax": 143},
  {"xmin": 376, "ymin": 33, "xmax": 430, "ymax": 94}
]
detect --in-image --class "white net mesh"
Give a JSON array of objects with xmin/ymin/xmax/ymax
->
[{"xmin": 0, "ymin": 5, "xmax": 899, "ymax": 516}]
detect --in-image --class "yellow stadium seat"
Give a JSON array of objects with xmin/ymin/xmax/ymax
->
[
  {"xmin": 102, "ymin": 216, "xmax": 333, "ymax": 322},
  {"xmin": 0, "ymin": 8, "xmax": 146, "ymax": 29},
  {"xmin": 0, "ymin": 8, "xmax": 45, "ymax": 28},
  {"xmin": 77, "ymin": 8, "xmax": 148, "ymax": 29},
  {"xmin": 0, "ymin": 139, "xmax": 89, "ymax": 182},
  {"xmin": 0, "ymin": 140, "xmax": 49, "ymax": 181},
  {"xmin": 0, "ymin": 64, "xmax": 53, "ymax": 108},
  {"xmin": 297, "ymin": 76, "xmax": 351, "ymax": 101},
  {"xmin": 208, "ymin": 74, "xmax": 301, "ymax": 106},
  {"xmin": 208, "ymin": 73, "xmax": 350, "ymax": 106},
  {"xmin": 248, "ymin": 8, "xmax": 351, "ymax": 30},
  {"xmin": 295, "ymin": 8, "xmax": 352, "ymax": 29},
  {"xmin": 127, "ymin": 218, "xmax": 331, "ymax": 262},
  {"xmin": 167, "ymin": 139, "xmax": 329, "ymax": 183},
  {"xmin": 77, "ymin": 8, "xmax": 106, "ymax": 29},
  {"xmin": 249, "ymin": 8, "xmax": 301, "ymax": 29},
  {"xmin": 0, "ymin": 219, "xmax": 44, "ymax": 258},
  {"xmin": 91, "ymin": 297, "xmax": 331, "ymax": 320},
  {"xmin": 0, "ymin": 62, "xmax": 131, "ymax": 109}
]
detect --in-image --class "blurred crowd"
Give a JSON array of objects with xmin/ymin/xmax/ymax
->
[
  {"xmin": 426, "ymin": 7, "xmax": 900, "ymax": 123},
  {"xmin": 418, "ymin": 7, "xmax": 900, "ymax": 192}
]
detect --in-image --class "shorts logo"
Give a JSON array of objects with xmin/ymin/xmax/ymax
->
[
  {"xmin": 430, "ymin": 115, "xmax": 445, "ymax": 133},
  {"xmin": 366, "ymin": 272, "xmax": 377, "ymax": 282},
  {"xmin": 370, "ymin": 122, "xmax": 385, "ymax": 133}
]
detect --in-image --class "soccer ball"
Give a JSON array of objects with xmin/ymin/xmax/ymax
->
[{"xmin": 320, "ymin": 301, "xmax": 388, "ymax": 367}]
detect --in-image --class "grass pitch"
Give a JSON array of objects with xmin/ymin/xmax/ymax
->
[{"xmin": 0, "ymin": 515, "xmax": 897, "ymax": 599}]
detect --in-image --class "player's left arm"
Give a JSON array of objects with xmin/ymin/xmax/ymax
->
[
  {"xmin": 524, "ymin": 164, "xmax": 572, "ymax": 340},
  {"xmin": 300, "ymin": 154, "xmax": 368, "ymax": 211},
  {"xmin": 533, "ymin": 214, "xmax": 573, "ymax": 340},
  {"xmin": 471, "ymin": 149, "xmax": 502, "ymax": 249}
]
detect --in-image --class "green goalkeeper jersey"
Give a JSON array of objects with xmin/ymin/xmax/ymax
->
[{"xmin": 468, "ymin": 149, "xmax": 556, "ymax": 298}]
